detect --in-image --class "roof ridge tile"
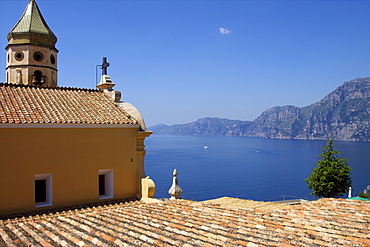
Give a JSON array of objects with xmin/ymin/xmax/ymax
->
[{"xmin": 0, "ymin": 82, "xmax": 100, "ymax": 92}]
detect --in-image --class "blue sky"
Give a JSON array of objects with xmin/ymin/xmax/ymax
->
[{"xmin": 1, "ymin": 0, "xmax": 369, "ymax": 127}]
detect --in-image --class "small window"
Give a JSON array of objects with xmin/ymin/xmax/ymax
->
[
  {"xmin": 35, "ymin": 174, "xmax": 52, "ymax": 207},
  {"xmin": 99, "ymin": 174, "xmax": 105, "ymax": 196},
  {"xmin": 35, "ymin": 179, "xmax": 47, "ymax": 202},
  {"xmin": 50, "ymin": 54, "xmax": 55, "ymax": 64},
  {"xmin": 15, "ymin": 51, "xmax": 24, "ymax": 61},
  {"xmin": 33, "ymin": 52, "xmax": 44, "ymax": 62},
  {"xmin": 98, "ymin": 169, "xmax": 113, "ymax": 199}
]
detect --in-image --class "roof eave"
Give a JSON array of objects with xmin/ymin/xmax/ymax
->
[{"xmin": 0, "ymin": 123, "xmax": 142, "ymax": 129}]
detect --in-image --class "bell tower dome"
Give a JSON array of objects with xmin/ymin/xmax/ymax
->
[{"xmin": 5, "ymin": 0, "xmax": 58, "ymax": 87}]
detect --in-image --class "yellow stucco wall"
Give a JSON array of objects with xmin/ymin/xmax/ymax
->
[{"xmin": 0, "ymin": 126, "xmax": 142, "ymax": 215}]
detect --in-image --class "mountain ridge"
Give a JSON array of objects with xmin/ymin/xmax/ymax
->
[{"xmin": 149, "ymin": 77, "xmax": 370, "ymax": 141}]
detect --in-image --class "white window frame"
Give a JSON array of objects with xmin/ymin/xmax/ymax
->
[
  {"xmin": 98, "ymin": 169, "xmax": 114, "ymax": 199},
  {"xmin": 35, "ymin": 173, "xmax": 52, "ymax": 207}
]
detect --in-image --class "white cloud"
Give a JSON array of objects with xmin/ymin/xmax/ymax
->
[{"xmin": 219, "ymin": 27, "xmax": 232, "ymax": 35}]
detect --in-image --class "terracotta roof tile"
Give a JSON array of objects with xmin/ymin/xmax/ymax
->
[
  {"xmin": 0, "ymin": 198, "xmax": 369, "ymax": 246},
  {"xmin": 0, "ymin": 83, "xmax": 138, "ymax": 125}
]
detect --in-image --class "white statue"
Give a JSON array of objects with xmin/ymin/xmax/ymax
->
[{"xmin": 348, "ymin": 187, "xmax": 352, "ymax": 198}]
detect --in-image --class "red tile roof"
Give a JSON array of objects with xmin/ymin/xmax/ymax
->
[
  {"xmin": 0, "ymin": 83, "xmax": 137, "ymax": 125},
  {"xmin": 0, "ymin": 198, "xmax": 369, "ymax": 246}
]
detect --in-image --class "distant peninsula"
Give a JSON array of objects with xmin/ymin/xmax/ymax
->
[{"xmin": 149, "ymin": 77, "xmax": 370, "ymax": 141}]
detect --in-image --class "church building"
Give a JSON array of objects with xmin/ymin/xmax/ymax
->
[{"xmin": 0, "ymin": 0, "xmax": 153, "ymax": 215}]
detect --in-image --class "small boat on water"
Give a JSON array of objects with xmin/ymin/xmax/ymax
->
[{"xmin": 204, "ymin": 146, "xmax": 208, "ymax": 149}]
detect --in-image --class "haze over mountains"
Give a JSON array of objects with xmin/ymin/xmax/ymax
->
[{"xmin": 149, "ymin": 77, "xmax": 370, "ymax": 141}]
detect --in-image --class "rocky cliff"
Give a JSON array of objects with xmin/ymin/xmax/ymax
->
[
  {"xmin": 152, "ymin": 117, "xmax": 250, "ymax": 136},
  {"xmin": 149, "ymin": 77, "xmax": 370, "ymax": 141},
  {"xmin": 246, "ymin": 77, "xmax": 370, "ymax": 141}
]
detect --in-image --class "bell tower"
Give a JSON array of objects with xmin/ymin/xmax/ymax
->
[{"xmin": 5, "ymin": 0, "xmax": 58, "ymax": 87}]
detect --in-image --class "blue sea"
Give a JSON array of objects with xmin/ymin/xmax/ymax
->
[{"xmin": 144, "ymin": 135, "xmax": 370, "ymax": 202}]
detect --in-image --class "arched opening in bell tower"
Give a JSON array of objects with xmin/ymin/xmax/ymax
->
[{"xmin": 32, "ymin": 70, "xmax": 46, "ymax": 86}]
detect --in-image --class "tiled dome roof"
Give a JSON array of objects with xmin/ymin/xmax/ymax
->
[{"xmin": 7, "ymin": 0, "xmax": 57, "ymax": 48}]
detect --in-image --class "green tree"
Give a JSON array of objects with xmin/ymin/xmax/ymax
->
[{"xmin": 305, "ymin": 138, "xmax": 352, "ymax": 198}]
